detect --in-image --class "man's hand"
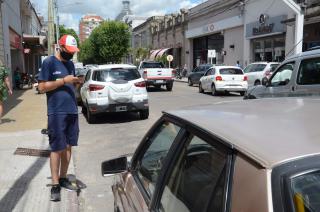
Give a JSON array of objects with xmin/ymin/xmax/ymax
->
[{"xmin": 63, "ymin": 75, "xmax": 80, "ymax": 84}]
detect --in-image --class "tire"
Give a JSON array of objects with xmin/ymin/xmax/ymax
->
[
  {"xmin": 166, "ymin": 83, "xmax": 173, "ymax": 91},
  {"xmin": 86, "ymin": 104, "xmax": 96, "ymax": 124},
  {"xmin": 254, "ymin": 80, "xmax": 261, "ymax": 86},
  {"xmin": 188, "ymin": 78, "xmax": 193, "ymax": 86},
  {"xmin": 240, "ymin": 91, "xmax": 246, "ymax": 96},
  {"xmin": 211, "ymin": 84, "xmax": 217, "ymax": 96},
  {"xmin": 81, "ymin": 103, "xmax": 87, "ymax": 114},
  {"xmin": 140, "ymin": 109, "xmax": 149, "ymax": 120},
  {"xmin": 198, "ymin": 83, "xmax": 204, "ymax": 93}
]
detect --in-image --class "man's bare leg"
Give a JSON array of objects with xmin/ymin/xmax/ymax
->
[
  {"xmin": 60, "ymin": 145, "xmax": 71, "ymax": 178},
  {"xmin": 50, "ymin": 151, "xmax": 62, "ymax": 185}
]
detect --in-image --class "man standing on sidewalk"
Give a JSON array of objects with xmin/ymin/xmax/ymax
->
[{"xmin": 38, "ymin": 35, "xmax": 80, "ymax": 201}]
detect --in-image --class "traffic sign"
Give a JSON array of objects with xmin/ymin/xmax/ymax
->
[
  {"xmin": 208, "ymin": 50, "xmax": 216, "ymax": 58},
  {"xmin": 167, "ymin": 55, "xmax": 173, "ymax": 62}
]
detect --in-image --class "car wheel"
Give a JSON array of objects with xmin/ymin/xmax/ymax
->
[
  {"xmin": 86, "ymin": 104, "xmax": 96, "ymax": 124},
  {"xmin": 211, "ymin": 84, "xmax": 217, "ymax": 96},
  {"xmin": 198, "ymin": 83, "xmax": 204, "ymax": 93},
  {"xmin": 166, "ymin": 83, "xmax": 173, "ymax": 91},
  {"xmin": 254, "ymin": 80, "xmax": 261, "ymax": 86},
  {"xmin": 140, "ymin": 109, "xmax": 149, "ymax": 120},
  {"xmin": 240, "ymin": 91, "xmax": 246, "ymax": 96},
  {"xmin": 188, "ymin": 78, "xmax": 193, "ymax": 86},
  {"xmin": 81, "ymin": 103, "xmax": 87, "ymax": 114}
]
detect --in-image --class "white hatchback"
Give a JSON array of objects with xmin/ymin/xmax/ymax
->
[
  {"xmin": 243, "ymin": 62, "xmax": 279, "ymax": 87},
  {"xmin": 80, "ymin": 64, "xmax": 149, "ymax": 123},
  {"xmin": 199, "ymin": 66, "xmax": 248, "ymax": 96}
]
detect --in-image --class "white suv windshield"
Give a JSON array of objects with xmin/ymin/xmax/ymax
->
[{"xmin": 93, "ymin": 68, "xmax": 141, "ymax": 82}]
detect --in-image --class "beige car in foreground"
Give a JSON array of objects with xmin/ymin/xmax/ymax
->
[{"xmin": 102, "ymin": 97, "xmax": 320, "ymax": 212}]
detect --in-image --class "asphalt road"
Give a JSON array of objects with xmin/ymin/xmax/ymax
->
[{"xmin": 74, "ymin": 81, "xmax": 242, "ymax": 211}]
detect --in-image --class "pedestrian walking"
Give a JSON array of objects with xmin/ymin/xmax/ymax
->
[
  {"xmin": 38, "ymin": 35, "xmax": 81, "ymax": 202},
  {"xmin": 236, "ymin": 61, "xmax": 242, "ymax": 68},
  {"xmin": 0, "ymin": 59, "xmax": 13, "ymax": 124}
]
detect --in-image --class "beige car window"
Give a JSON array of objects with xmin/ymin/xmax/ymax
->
[
  {"xmin": 159, "ymin": 135, "xmax": 228, "ymax": 212},
  {"xmin": 137, "ymin": 122, "xmax": 181, "ymax": 198}
]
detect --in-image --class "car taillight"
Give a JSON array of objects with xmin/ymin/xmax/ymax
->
[
  {"xmin": 243, "ymin": 75, "xmax": 248, "ymax": 81},
  {"xmin": 143, "ymin": 70, "xmax": 147, "ymax": 79},
  {"xmin": 264, "ymin": 70, "xmax": 272, "ymax": 77},
  {"xmin": 172, "ymin": 69, "xmax": 176, "ymax": 77},
  {"xmin": 134, "ymin": 81, "xmax": 146, "ymax": 87},
  {"xmin": 89, "ymin": 84, "xmax": 105, "ymax": 91},
  {"xmin": 216, "ymin": 76, "xmax": 223, "ymax": 81}
]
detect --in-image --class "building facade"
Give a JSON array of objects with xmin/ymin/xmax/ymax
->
[
  {"xmin": 0, "ymin": 1, "xmax": 4, "ymax": 64},
  {"xmin": 21, "ymin": 0, "xmax": 46, "ymax": 77},
  {"xmin": 2, "ymin": 0, "xmax": 24, "ymax": 80},
  {"xmin": 150, "ymin": 10, "xmax": 189, "ymax": 69},
  {"xmin": 79, "ymin": 14, "xmax": 104, "ymax": 43}
]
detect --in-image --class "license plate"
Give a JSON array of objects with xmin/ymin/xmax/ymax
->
[
  {"xmin": 116, "ymin": 106, "xmax": 127, "ymax": 112},
  {"xmin": 156, "ymin": 80, "xmax": 164, "ymax": 84}
]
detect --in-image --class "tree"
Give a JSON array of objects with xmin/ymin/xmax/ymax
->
[{"xmin": 79, "ymin": 21, "xmax": 130, "ymax": 64}]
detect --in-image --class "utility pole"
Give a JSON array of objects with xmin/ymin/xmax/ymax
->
[
  {"xmin": 48, "ymin": 0, "xmax": 55, "ymax": 55},
  {"xmin": 54, "ymin": 0, "xmax": 60, "ymax": 42},
  {"xmin": 282, "ymin": 0, "xmax": 305, "ymax": 54}
]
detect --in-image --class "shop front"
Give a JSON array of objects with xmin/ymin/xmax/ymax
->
[
  {"xmin": 9, "ymin": 28, "xmax": 24, "ymax": 73},
  {"xmin": 246, "ymin": 15, "xmax": 287, "ymax": 63}
]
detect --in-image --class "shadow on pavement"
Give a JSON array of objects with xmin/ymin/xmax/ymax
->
[
  {"xmin": 202, "ymin": 92, "xmax": 243, "ymax": 98},
  {"xmin": 2, "ymin": 89, "xmax": 29, "ymax": 117},
  {"xmin": 0, "ymin": 118, "xmax": 16, "ymax": 124},
  {"xmin": 0, "ymin": 157, "xmax": 47, "ymax": 211},
  {"xmin": 83, "ymin": 112, "xmax": 143, "ymax": 125},
  {"xmin": 147, "ymin": 87, "xmax": 171, "ymax": 92}
]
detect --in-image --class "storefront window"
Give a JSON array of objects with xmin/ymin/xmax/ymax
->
[{"xmin": 252, "ymin": 35, "xmax": 285, "ymax": 63}]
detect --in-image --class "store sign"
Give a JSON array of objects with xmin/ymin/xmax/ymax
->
[
  {"xmin": 246, "ymin": 15, "xmax": 287, "ymax": 39},
  {"xmin": 203, "ymin": 24, "xmax": 215, "ymax": 33},
  {"xmin": 9, "ymin": 29, "xmax": 21, "ymax": 49}
]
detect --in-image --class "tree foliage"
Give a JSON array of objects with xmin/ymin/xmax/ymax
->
[{"xmin": 78, "ymin": 21, "xmax": 130, "ymax": 64}]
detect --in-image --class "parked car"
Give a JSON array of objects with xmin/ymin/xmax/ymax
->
[
  {"xmin": 102, "ymin": 97, "xmax": 320, "ymax": 212},
  {"xmin": 138, "ymin": 61, "xmax": 174, "ymax": 91},
  {"xmin": 80, "ymin": 64, "xmax": 149, "ymax": 123},
  {"xmin": 75, "ymin": 68, "xmax": 88, "ymax": 103},
  {"xmin": 244, "ymin": 49, "xmax": 320, "ymax": 99},
  {"xmin": 243, "ymin": 62, "xmax": 279, "ymax": 86},
  {"xmin": 199, "ymin": 66, "xmax": 248, "ymax": 96},
  {"xmin": 187, "ymin": 64, "xmax": 213, "ymax": 86}
]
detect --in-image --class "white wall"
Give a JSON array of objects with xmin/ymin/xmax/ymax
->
[{"xmin": 224, "ymin": 26, "xmax": 244, "ymax": 67}]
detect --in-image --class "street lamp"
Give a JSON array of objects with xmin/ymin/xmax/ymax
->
[{"xmin": 54, "ymin": 1, "xmax": 82, "ymax": 43}]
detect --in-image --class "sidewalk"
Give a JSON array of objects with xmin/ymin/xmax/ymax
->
[{"xmin": 0, "ymin": 88, "xmax": 79, "ymax": 211}]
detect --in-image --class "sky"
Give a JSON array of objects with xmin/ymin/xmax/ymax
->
[{"xmin": 30, "ymin": 0, "xmax": 203, "ymax": 33}]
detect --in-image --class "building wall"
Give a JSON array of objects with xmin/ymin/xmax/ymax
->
[
  {"xmin": 243, "ymin": 0, "xmax": 295, "ymax": 65},
  {"xmin": 223, "ymin": 26, "xmax": 244, "ymax": 67},
  {"xmin": 0, "ymin": 4, "xmax": 5, "ymax": 63},
  {"xmin": 2, "ymin": 0, "xmax": 24, "ymax": 78}
]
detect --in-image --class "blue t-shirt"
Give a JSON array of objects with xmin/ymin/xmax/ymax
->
[{"xmin": 39, "ymin": 56, "xmax": 78, "ymax": 115}]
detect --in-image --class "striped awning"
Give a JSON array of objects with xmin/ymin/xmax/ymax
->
[
  {"xmin": 156, "ymin": 48, "xmax": 171, "ymax": 58},
  {"xmin": 150, "ymin": 49, "xmax": 162, "ymax": 60}
]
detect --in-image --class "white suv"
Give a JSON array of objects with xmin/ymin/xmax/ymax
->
[
  {"xmin": 80, "ymin": 64, "xmax": 149, "ymax": 123},
  {"xmin": 243, "ymin": 62, "xmax": 279, "ymax": 86},
  {"xmin": 199, "ymin": 66, "xmax": 248, "ymax": 96}
]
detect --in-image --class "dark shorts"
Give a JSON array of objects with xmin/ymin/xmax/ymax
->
[{"xmin": 48, "ymin": 114, "xmax": 79, "ymax": 152}]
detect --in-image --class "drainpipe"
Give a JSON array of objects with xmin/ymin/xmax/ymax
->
[{"xmin": 282, "ymin": 0, "xmax": 305, "ymax": 54}]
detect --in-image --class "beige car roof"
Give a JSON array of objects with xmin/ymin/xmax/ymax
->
[{"xmin": 166, "ymin": 97, "xmax": 320, "ymax": 169}]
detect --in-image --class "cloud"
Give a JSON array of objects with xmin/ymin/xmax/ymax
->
[{"xmin": 30, "ymin": 0, "xmax": 202, "ymax": 33}]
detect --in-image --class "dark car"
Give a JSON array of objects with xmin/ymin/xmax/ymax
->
[
  {"xmin": 101, "ymin": 97, "xmax": 320, "ymax": 212},
  {"xmin": 187, "ymin": 64, "xmax": 213, "ymax": 86},
  {"xmin": 244, "ymin": 49, "xmax": 320, "ymax": 99}
]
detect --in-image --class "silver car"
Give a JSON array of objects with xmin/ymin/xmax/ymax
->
[
  {"xmin": 102, "ymin": 97, "xmax": 320, "ymax": 212},
  {"xmin": 245, "ymin": 49, "xmax": 320, "ymax": 99}
]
